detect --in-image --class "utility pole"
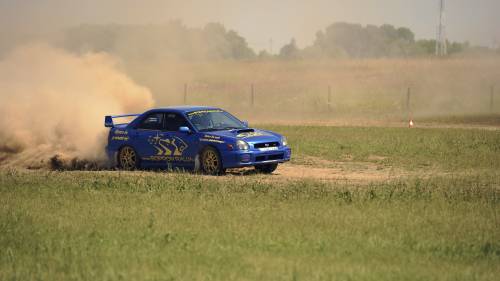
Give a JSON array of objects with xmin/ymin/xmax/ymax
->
[
  {"xmin": 328, "ymin": 85, "xmax": 332, "ymax": 111},
  {"xmin": 436, "ymin": 0, "xmax": 447, "ymax": 56},
  {"xmin": 491, "ymin": 85, "xmax": 495, "ymax": 113},
  {"xmin": 407, "ymin": 87, "xmax": 411, "ymax": 113}
]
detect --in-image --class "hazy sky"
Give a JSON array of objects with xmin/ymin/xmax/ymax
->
[{"xmin": 1, "ymin": 0, "xmax": 499, "ymax": 52}]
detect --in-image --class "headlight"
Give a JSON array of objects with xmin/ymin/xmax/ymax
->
[
  {"xmin": 236, "ymin": 140, "xmax": 249, "ymax": 150},
  {"xmin": 281, "ymin": 136, "xmax": 288, "ymax": 146}
]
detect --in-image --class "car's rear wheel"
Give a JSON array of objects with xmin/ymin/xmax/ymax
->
[
  {"xmin": 255, "ymin": 163, "xmax": 278, "ymax": 174},
  {"xmin": 118, "ymin": 146, "xmax": 138, "ymax": 170},
  {"xmin": 200, "ymin": 147, "xmax": 225, "ymax": 175}
]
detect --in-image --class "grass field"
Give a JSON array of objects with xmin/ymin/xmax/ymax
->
[
  {"xmin": 126, "ymin": 58, "xmax": 500, "ymax": 121},
  {"xmin": 262, "ymin": 124, "xmax": 500, "ymax": 171},
  {"xmin": 1, "ymin": 125, "xmax": 500, "ymax": 280}
]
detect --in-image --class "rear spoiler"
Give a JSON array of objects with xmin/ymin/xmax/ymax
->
[{"xmin": 104, "ymin": 114, "xmax": 140, "ymax": 128}]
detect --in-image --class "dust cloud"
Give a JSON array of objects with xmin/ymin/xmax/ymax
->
[{"xmin": 0, "ymin": 44, "xmax": 154, "ymax": 168}]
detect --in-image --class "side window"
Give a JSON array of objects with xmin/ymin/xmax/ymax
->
[
  {"xmin": 164, "ymin": 113, "xmax": 189, "ymax": 131},
  {"xmin": 137, "ymin": 113, "xmax": 164, "ymax": 130}
]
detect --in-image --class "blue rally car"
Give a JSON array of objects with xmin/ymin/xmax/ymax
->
[{"xmin": 104, "ymin": 106, "xmax": 291, "ymax": 175}]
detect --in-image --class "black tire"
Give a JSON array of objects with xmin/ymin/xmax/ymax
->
[
  {"xmin": 200, "ymin": 147, "xmax": 225, "ymax": 175},
  {"xmin": 118, "ymin": 146, "xmax": 139, "ymax": 170},
  {"xmin": 255, "ymin": 163, "xmax": 278, "ymax": 174}
]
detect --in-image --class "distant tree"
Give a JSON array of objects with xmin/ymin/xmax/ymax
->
[
  {"xmin": 62, "ymin": 21, "xmax": 255, "ymax": 62},
  {"xmin": 305, "ymin": 22, "xmax": 424, "ymax": 58},
  {"xmin": 225, "ymin": 30, "xmax": 255, "ymax": 59},
  {"xmin": 396, "ymin": 27, "xmax": 415, "ymax": 43},
  {"xmin": 380, "ymin": 24, "xmax": 398, "ymax": 40},
  {"xmin": 203, "ymin": 22, "xmax": 232, "ymax": 59},
  {"xmin": 258, "ymin": 50, "xmax": 273, "ymax": 59},
  {"xmin": 365, "ymin": 24, "xmax": 388, "ymax": 57},
  {"xmin": 415, "ymin": 39, "xmax": 436, "ymax": 55},
  {"xmin": 279, "ymin": 38, "xmax": 300, "ymax": 59},
  {"xmin": 60, "ymin": 21, "xmax": 479, "ymax": 61},
  {"xmin": 323, "ymin": 22, "xmax": 365, "ymax": 57},
  {"xmin": 447, "ymin": 41, "xmax": 470, "ymax": 54},
  {"xmin": 202, "ymin": 23, "xmax": 255, "ymax": 59}
]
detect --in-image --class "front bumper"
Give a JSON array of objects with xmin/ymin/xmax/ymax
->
[{"xmin": 222, "ymin": 146, "xmax": 291, "ymax": 169}]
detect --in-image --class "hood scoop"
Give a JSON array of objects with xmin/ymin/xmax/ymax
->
[{"xmin": 235, "ymin": 128, "xmax": 254, "ymax": 134}]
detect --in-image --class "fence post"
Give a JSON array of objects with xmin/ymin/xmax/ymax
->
[
  {"xmin": 406, "ymin": 87, "xmax": 411, "ymax": 113},
  {"xmin": 184, "ymin": 83, "xmax": 188, "ymax": 104},
  {"xmin": 251, "ymin": 83, "xmax": 255, "ymax": 107},
  {"xmin": 328, "ymin": 85, "xmax": 332, "ymax": 111},
  {"xmin": 407, "ymin": 87, "xmax": 414, "ymax": 127},
  {"xmin": 491, "ymin": 85, "xmax": 495, "ymax": 113}
]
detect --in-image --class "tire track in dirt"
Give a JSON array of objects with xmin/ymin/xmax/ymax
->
[
  {"xmin": 226, "ymin": 156, "xmax": 414, "ymax": 184},
  {"xmin": 272, "ymin": 163, "xmax": 406, "ymax": 183}
]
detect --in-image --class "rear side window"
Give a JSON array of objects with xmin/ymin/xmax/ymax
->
[
  {"xmin": 164, "ymin": 112, "xmax": 189, "ymax": 131},
  {"xmin": 137, "ymin": 113, "xmax": 164, "ymax": 130}
]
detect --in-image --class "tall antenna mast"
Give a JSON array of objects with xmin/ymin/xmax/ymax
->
[{"xmin": 436, "ymin": 0, "xmax": 447, "ymax": 56}]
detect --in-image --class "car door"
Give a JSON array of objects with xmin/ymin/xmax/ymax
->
[
  {"xmin": 130, "ymin": 112, "xmax": 168, "ymax": 167},
  {"xmin": 162, "ymin": 112, "xmax": 199, "ymax": 169}
]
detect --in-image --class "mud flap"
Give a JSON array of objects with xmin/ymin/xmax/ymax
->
[{"xmin": 193, "ymin": 154, "xmax": 201, "ymax": 172}]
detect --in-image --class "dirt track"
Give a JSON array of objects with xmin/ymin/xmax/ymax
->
[
  {"xmin": 0, "ymin": 146, "xmax": 441, "ymax": 183},
  {"xmin": 226, "ymin": 156, "xmax": 415, "ymax": 183},
  {"xmin": 273, "ymin": 163, "xmax": 405, "ymax": 183}
]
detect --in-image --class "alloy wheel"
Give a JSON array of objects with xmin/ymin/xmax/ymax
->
[
  {"xmin": 119, "ymin": 146, "xmax": 137, "ymax": 170},
  {"xmin": 202, "ymin": 148, "xmax": 221, "ymax": 175}
]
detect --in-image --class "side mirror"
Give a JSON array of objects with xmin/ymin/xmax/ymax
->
[
  {"xmin": 243, "ymin": 121, "xmax": 249, "ymax": 127},
  {"xmin": 179, "ymin": 126, "xmax": 191, "ymax": 134}
]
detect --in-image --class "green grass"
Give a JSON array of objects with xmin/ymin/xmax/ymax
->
[
  {"xmin": 1, "ymin": 170, "xmax": 499, "ymax": 281},
  {"xmin": 1, "ymin": 125, "xmax": 500, "ymax": 280},
  {"xmin": 420, "ymin": 114, "xmax": 500, "ymax": 127},
  {"xmin": 262, "ymin": 125, "xmax": 500, "ymax": 171}
]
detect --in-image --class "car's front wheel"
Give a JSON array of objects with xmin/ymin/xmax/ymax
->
[
  {"xmin": 118, "ymin": 146, "xmax": 139, "ymax": 170},
  {"xmin": 255, "ymin": 163, "xmax": 278, "ymax": 174},
  {"xmin": 200, "ymin": 147, "xmax": 225, "ymax": 175}
]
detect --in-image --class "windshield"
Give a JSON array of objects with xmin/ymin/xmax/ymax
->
[{"xmin": 186, "ymin": 109, "xmax": 246, "ymax": 132}]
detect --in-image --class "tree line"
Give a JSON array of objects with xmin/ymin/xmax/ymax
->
[
  {"xmin": 60, "ymin": 21, "xmax": 496, "ymax": 61},
  {"xmin": 62, "ymin": 21, "xmax": 254, "ymax": 61},
  {"xmin": 277, "ymin": 22, "xmax": 472, "ymax": 59}
]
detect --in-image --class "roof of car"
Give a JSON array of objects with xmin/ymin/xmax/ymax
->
[{"xmin": 146, "ymin": 106, "xmax": 221, "ymax": 114}]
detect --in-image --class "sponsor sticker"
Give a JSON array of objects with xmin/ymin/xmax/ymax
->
[
  {"xmin": 187, "ymin": 109, "xmax": 223, "ymax": 116},
  {"xmin": 200, "ymin": 134, "xmax": 225, "ymax": 144},
  {"xmin": 200, "ymin": 138, "xmax": 225, "ymax": 144},
  {"xmin": 114, "ymin": 130, "xmax": 128, "ymax": 135},
  {"xmin": 148, "ymin": 134, "xmax": 188, "ymax": 156},
  {"xmin": 142, "ymin": 155, "xmax": 194, "ymax": 162},
  {"xmin": 112, "ymin": 136, "xmax": 129, "ymax": 141}
]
